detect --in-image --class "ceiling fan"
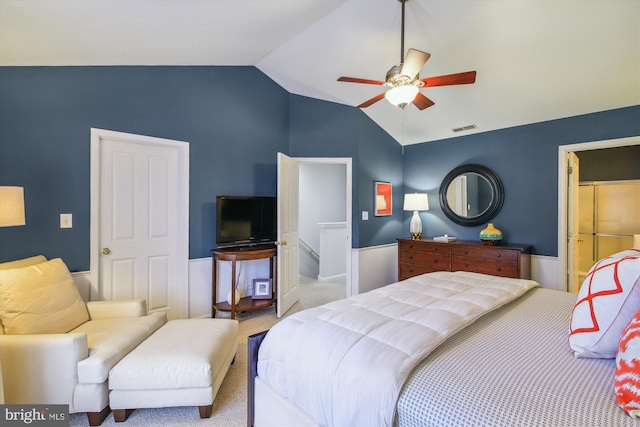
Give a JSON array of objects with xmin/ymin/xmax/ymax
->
[{"xmin": 337, "ymin": 0, "xmax": 476, "ymax": 110}]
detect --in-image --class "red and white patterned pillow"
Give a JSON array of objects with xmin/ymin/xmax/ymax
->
[
  {"xmin": 569, "ymin": 248, "xmax": 640, "ymax": 358},
  {"xmin": 616, "ymin": 308, "xmax": 640, "ymax": 418}
]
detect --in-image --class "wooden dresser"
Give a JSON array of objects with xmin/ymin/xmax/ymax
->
[{"xmin": 397, "ymin": 238, "xmax": 531, "ymax": 281}]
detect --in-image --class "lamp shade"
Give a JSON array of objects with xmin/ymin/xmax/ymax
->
[
  {"xmin": 0, "ymin": 186, "xmax": 26, "ymax": 227},
  {"xmin": 385, "ymin": 85, "xmax": 419, "ymax": 108},
  {"xmin": 403, "ymin": 193, "xmax": 429, "ymax": 211}
]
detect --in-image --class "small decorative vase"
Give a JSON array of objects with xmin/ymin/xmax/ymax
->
[
  {"xmin": 479, "ymin": 223, "xmax": 502, "ymax": 246},
  {"xmin": 227, "ymin": 289, "xmax": 241, "ymax": 306}
]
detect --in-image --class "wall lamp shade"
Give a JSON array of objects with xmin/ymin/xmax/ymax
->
[
  {"xmin": 0, "ymin": 186, "xmax": 26, "ymax": 227},
  {"xmin": 385, "ymin": 85, "xmax": 419, "ymax": 108},
  {"xmin": 403, "ymin": 193, "xmax": 429, "ymax": 240}
]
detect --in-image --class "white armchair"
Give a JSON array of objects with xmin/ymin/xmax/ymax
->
[{"xmin": 0, "ymin": 256, "xmax": 166, "ymax": 425}]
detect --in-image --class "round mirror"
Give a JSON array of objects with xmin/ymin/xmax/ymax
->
[{"xmin": 439, "ymin": 164, "xmax": 504, "ymax": 226}]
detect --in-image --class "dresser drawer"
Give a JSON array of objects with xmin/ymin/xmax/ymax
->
[
  {"xmin": 451, "ymin": 257, "xmax": 518, "ymax": 278},
  {"xmin": 400, "ymin": 250, "xmax": 450, "ymax": 266},
  {"xmin": 399, "ymin": 261, "xmax": 448, "ymax": 279},
  {"xmin": 398, "ymin": 240, "xmax": 448, "ymax": 255},
  {"xmin": 451, "ymin": 246, "xmax": 518, "ymax": 262}
]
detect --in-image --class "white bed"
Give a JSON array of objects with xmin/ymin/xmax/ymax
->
[{"xmin": 248, "ymin": 271, "xmax": 638, "ymax": 427}]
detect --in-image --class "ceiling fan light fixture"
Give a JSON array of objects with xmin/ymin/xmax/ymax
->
[{"xmin": 385, "ymin": 85, "xmax": 419, "ymax": 108}]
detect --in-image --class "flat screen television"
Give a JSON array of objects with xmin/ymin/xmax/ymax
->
[{"xmin": 215, "ymin": 195, "xmax": 277, "ymax": 248}]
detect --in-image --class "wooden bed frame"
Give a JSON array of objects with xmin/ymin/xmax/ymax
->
[{"xmin": 247, "ymin": 330, "xmax": 268, "ymax": 427}]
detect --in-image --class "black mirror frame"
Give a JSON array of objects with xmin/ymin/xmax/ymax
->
[{"xmin": 439, "ymin": 164, "xmax": 504, "ymax": 226}]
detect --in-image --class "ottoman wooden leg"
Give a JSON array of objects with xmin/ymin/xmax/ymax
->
[
  {"xmin": 199, "ymin": 404, "xmax": 213, "ymax": 418},
  {"xmin": 113, "ymin": 409, "xmax": 135, "ymax": 422}
]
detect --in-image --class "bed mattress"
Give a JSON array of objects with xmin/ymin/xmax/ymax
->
[{"xmin": 395, "ymin": 288, "xmax": 636, "ymax": 427}]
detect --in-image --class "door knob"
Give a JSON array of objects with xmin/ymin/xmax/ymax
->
[
  {"xmin": 102, "ymin": 248, "xmax": 111, "ymax": 255},
  {"xmin": 275, "ymin": 241, "xmax": 287, "ymax": 246}
]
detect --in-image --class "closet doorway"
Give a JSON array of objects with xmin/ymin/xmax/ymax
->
[{"xmin": 558, "ymin": 136, "xmax": 640, "ymax": 292}]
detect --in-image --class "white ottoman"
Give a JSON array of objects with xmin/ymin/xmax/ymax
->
[{"xmin": 108, "ymin": 318, "xmax": 239, "ymax": 422}]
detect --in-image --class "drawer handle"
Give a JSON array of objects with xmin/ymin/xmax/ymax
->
[
  {"xmin": 409, "ymin": 256, "xmax": 414, "ymax": 260},
  {"xmin": 464, "ymin": 250, "xmax": 469, "ymax": 255},
  {"xmin": 496, "ymin": 267, "xmax": 502, "ymax": 271},
  {"xmin": 497, "ymin": 253, "xmax": 502, "ymax": 258},
  {"xmin": 464, "ymin": 263, "xmax": 469, "ymax": 268},
  {"xmin": 433, "ymin": 260, "xmax": 438, "ymax": 264}
]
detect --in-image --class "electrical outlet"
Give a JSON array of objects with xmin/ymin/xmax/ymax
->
[{"xmin": 60, "ymin": 213, "xmax": 72, "ymax": 228}]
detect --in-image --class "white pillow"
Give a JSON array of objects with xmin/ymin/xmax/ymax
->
[
  {"xmin": 0, "ymin": 258, "xmax": 89, "ymax": 334},
  {"xmin": 569, "ymin": 250, "xmax": 640, "ymax": 358}
]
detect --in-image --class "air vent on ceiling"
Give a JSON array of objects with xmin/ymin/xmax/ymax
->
[{"xmin": 452, "ymin": 124, "xmax": 477, "ymax": 133}]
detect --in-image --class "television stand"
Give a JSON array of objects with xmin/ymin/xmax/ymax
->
[{"xmin": 211, "ymin": 246, "xmax": 277, "ymax": 319}]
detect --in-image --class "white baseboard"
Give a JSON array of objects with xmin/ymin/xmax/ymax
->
[{"xmin": 318, "ymin": 273, "xmax": 346, "ymax": 282}]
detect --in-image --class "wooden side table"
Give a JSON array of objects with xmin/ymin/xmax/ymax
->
[{"xmin": 211, "ymin": 246, "xmax": 277, "ymax": 319}]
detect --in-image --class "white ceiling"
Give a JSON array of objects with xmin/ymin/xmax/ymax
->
[{"xmin": 1, "ymin": 0, "xmax": 638, "ymax": 145}]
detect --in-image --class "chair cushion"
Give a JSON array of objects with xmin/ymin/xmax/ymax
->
[{"xmin": 0, "ymin": 258, "xmax": 89, "ymax": 334}]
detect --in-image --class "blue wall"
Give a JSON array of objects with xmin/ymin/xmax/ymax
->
[
  {"xmin": 1, "ymin": 66, "xmax": 637, "ymax": 269},
  {"xmin": 0, "ymin": 66, "xmax": 402, "ymax": 270},
  {"xmin": 0, "ymin": 66, "xmax": 291, "ymax": 270},
  {"xmin": 402, "ymin": 105, "xmax": 640, "ymax": 256}
]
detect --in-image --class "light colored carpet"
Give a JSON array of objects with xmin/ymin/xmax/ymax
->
[{"xmin": 69, "ymin": 277, "xmax": 344, "ymax": 426}]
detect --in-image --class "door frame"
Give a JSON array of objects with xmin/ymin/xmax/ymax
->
[
  {"xmin": 557, "ymin": 135, "xmax": 640, "ymax": 291},
  {"xmin": 297, "ymin": 157, "xmax": 353, "ymax": 298},
  {"xmin": 89, "ymin": 128, "xmax": 190, "ymax": 305}
]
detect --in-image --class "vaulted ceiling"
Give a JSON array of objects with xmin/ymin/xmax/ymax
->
[{"xmin": 1, "ymin": 0, "xmax": 638, "ymax": 145}]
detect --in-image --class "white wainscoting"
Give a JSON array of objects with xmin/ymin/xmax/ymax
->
[
  {"xmin": 350, "ymin": 243, "xmax": 398, "ymax": 295},
  {"xmin": 75, "ymin": 247, "xmax": 561, "ymax": 319},
  {"xmin": 71, "ymin": 271, "xmax": 92, "ymax": 302},
  {"xmin": 531, "ymin": 254, "xmax": 561, "ymax": 290}
]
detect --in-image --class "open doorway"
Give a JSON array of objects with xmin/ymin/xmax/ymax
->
[
  {"xmin": 557, "ymin": 136, "xmax": 640, "ymax": 292},
  {"xmin": 297, "ymin": 158, "xmax": 352, "ymax": 308}
]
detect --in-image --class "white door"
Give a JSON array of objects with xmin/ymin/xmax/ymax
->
[
  {"xmin": 90, "ymin": 129, "xmax": 189, "ymax": 320},
  {"xmin": 276, "ymin": 152, "xmax": 300, "ymax": 317},
  {"xmin": 567, "ymin": 152, "xmax": 581, "ymax": 293}
]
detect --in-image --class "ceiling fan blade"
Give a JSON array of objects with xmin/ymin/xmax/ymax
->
[
  {"xmin": 412, "ymin": 92, "xmax": 435, "ymax": 110},
  {"xmin": 420, "ymin": 71, "xmax": 477, "ymax": 87},
  {"xmin": 338, "ymin": 76, "xmax": 385, "ymax": 86},
  {"xmin": 357, "ymin": 93, "xmax": 386, "ymax": 108},
  {"xmin": 400, "ymin": 49, "xmax": 430, "ymax": 80}
]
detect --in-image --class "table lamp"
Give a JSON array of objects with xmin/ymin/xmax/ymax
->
[{"xmin": 403, "ymin": 193, "xmax": 428, "ymax": 240}]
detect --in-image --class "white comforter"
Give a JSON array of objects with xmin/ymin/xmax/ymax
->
[{"xmin": 257, "ymin": 271, "xmax": 539, "ymax": 427}]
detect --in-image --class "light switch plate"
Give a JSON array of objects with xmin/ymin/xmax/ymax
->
[
  {"xmin": 60, "ymin": 213, "xmax": 72, "ymax": 228},
  {"xmin": 362, "ymin": 211, "xmax": 369, "ymax": 221}
]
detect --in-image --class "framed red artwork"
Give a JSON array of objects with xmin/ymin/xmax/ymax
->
[{"xmin": 374, "ymin": 181, "xmax": 392, "ymax": 216}]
